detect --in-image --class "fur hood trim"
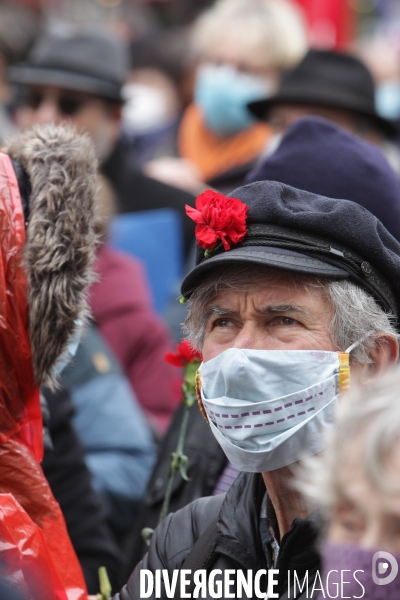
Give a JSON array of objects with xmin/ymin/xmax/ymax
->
[{"xmin": 4, "ymin": 124, "xmax": 100, "ymax": 387}]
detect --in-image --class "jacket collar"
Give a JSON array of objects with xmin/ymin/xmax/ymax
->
[
  {"xmin": 214, "ymin": 471, "xmax": 321, "ymax": 590},
  {"xmin": 215, "ymin": 471, "xmax": 266, "ymax": 570}
]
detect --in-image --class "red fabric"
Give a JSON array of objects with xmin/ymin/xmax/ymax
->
[
  {"xmin": 0, "ymin": 493, "xmax": 69, "ymax": 600},
  {"xmin": 0, "ymin": 154, "xmax": 42, "ymax": 462},
  {"xmin": 0, "ymin": 442, "xmax": 87, "ymax": 600},
  {"xmin": 89, "ymin": 244, "xmax": 182, "ymax": 433},
  {"xmin": 293, "ymin": 0, "xmax": 355, "ymax": 49},
  {"xmin": 0, "ymin": 153, "xmax": 87, "ymax": 600}
]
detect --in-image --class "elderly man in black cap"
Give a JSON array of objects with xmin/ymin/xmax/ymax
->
[{"xmin": 113, "ymin": 180, "xmax": 400, "ymax": 599}]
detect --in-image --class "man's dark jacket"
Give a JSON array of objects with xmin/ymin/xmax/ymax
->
[
  {"xmin": 124, "ymin": 401, "xmax": 227, "ymax": 575},
  {"xmin": 114, "ymin": 472, "xmax": 320, "ymax": 599}
]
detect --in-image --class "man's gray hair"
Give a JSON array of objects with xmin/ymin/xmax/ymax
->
[
  {"xmin": 183, "ymin": 264, "xmax": 398, "ymax": 364},
  {"xmin": 297, "ymin": 366, "xmax": 400, "ymax": 510}
]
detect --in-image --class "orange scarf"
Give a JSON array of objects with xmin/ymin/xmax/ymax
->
[{"xmin": 178, "ymin": 103, "xmax": 271, "ymax": 182}]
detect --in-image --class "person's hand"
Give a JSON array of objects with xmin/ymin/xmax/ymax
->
[{"xmin": 143, "ymin": 157, "xmax": 207, "ymax": 195}]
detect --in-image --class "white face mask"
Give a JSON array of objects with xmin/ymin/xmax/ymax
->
[
  {"xmin": 196, "ymin": 347, "xmax": 351, "ymax": 472},
  {"xmin": 121, "ymin": 83, "xmax": 176, "ymax": 135}
]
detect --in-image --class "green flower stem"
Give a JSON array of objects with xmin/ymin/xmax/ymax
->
[
  {"xmin": 96, "ymin": 567, "xmax": 111, "ymax": 600},
  {"xmin": 158, "ymin": 389, "xmax": 196, "ymax": 523},
  {"xmin": 141, "ymin": 359, "xmax": 200, "ymax": 545}
]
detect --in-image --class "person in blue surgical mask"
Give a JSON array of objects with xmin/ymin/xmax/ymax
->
[
  {"xmin": 145, "ymin": 0, "xmax": 307, "ymax": 195},
  {"xmin": 114, "ymin": 181, "xmax": 400, "ymax": 600},
  {"xmin": 359, "ymin": 35, "xmax": 400, "ymax": 122}
]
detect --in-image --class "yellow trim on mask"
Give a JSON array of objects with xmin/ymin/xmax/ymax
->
[
  {"xmin": 195, "ymin": 369, "xmax": 209, "ymax": 424},
  {"xmin": 338, "ymin": 352, "xmax": 350, "ymax": 393}
]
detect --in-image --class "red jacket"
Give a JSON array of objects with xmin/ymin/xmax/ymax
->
[
  {"xmin": 0, "ymin": 132, "xmax": 92, "ymax": 600},
  {"xmin": 89, "ymin": 244, "xmax": 181, "ymax": 433}
]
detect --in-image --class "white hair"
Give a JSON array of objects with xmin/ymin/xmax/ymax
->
[
  {"xmin": 297, "ymin": 366, "xmax": 400, "ymax": 513},
  {"xmin": 183, "ymin": 264, "xmax": 398, "ymax": 364},
  {"xmin": 192, "ymin": 0, "xmax": 308, "ymax": 71}
]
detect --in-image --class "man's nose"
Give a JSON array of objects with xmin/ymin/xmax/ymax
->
[
  {"xmin": 33, "ymin": 98, "xmax": 64, "ymax": 125},
  {"xmin": 233, "ymin": 322, "xmax": 270, "ymax": 350}
]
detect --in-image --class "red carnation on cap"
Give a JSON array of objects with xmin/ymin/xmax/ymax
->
[
  {"xmin": 165, "ymin": 340, "xmax": 202, "ymax": 367},
  {"xmin": 185, "ymin": 190, "xmax": 248, "ymax": 251}
]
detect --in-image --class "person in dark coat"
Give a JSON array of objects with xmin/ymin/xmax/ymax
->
[
  {"xmin": 113, "ymin": 179, "xmax": 400, "ymax": 599},
  {"xmin": 8, "ymin": 27, "xmax": 196, "ymax": 257},
  {"xmin": 9, "ymin": 28, "xmax": 187, "ymax": 431}
]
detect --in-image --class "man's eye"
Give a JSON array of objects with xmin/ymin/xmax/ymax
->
[
  {"xmin": 280, "ymin": 317, "xmax": 297, "ymax": 326},
  {"xmin": 213, "ymin": 318, "xmax": 233, "ymax": 328}
]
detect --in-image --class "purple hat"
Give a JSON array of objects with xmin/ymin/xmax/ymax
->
[{"xmin": 246, "ymin": 116, "xmax": 400, "ymax": 242}]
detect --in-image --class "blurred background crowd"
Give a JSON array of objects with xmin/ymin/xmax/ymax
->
[{"xmin": 2, "ymin": 0, "xmax": 400, "ymax": 596}]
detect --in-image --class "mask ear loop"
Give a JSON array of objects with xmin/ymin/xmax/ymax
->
[
  {"xmin": 345, "ymin": 330, "xmax": 377, "ymax": 355},
  {"xmin": 341, "ymin": 331, "xmax": 377, "ymax": 393}
]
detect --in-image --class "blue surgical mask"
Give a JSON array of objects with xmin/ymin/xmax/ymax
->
[
  {"xmin": 376, "ymin": 81, "xmax": 400, "ymax": 120},
  {"xmin": 194, "ymin": 63, "xmax": 271, "ymax": 137}
]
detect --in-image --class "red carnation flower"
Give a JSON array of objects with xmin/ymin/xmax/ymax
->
[
  {"xmin": 165, "ymin": 340, "xmax": 202, "ymax": 367},
  {"xmin": 185, "ymin": 190, "xmax": 248, "ymax": 251}
]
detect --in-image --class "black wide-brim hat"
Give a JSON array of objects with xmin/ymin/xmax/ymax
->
[
  {"xmin": 181, "ymin": 181, "xmax": 400, "ymax": 324},
  {"xmin": 248, "ymin": 49, "xmax": 397, "ymax": 138},
  {"xmin": 8, "ymin": 29, "xmax": 129, "ymax": 103}
]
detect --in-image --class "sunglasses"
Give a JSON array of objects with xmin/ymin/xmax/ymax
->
[{"xmin": 23, "ymin": 89, "xmax": 89, "ymax": 116}]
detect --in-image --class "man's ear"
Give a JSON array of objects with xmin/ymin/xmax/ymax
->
[{"xmin": 353, "ymin": 334, "xmax": 399, "ymax": 386}]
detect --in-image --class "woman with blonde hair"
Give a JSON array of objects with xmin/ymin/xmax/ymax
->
[
  {"xmin": 146, "ymin": 0, "xmax": 307, "ymax": 194},
  {"xmin": 179, "ymin": 0, "xmax": 307, "ymax": 190}
]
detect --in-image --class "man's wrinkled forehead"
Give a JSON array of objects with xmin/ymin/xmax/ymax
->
[
  {"xmin": 203, "ymin": 272, "xmax": 331, "ymax": 318},
  {"xmin": 205, "ymin": 301, "xmax": 311, "ymax": 322}
]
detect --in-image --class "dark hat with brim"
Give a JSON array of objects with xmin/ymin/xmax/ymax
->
[
  {"xmin": 8, "ymin": 29, "xmax": 129, "ymax": 103},
  {"xmin": 181, "ymin": 181, "xmax": 400, "ymax": 323},
  {"xmin": 248, "ymin": 49, "xmax": 397, "ymax": 138},
  {"xmin": 183, "ymin": 244, "xmax": 348, "ymax": 285},
  {"xmin": 8, "ymin": 66, "xmax": 123, "ymax": 101}
]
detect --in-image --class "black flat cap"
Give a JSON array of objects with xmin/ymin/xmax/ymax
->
[
  {"xmin": 8, "ymin": 28, "xmax": 129, "ymax": 102},
  {"xmin": 247, "ymin": 49, "xmax": 396, "ymax": 138},
  {"xmin": 181, "ymin": 181, "xmax": 400, "ymax": 321}
]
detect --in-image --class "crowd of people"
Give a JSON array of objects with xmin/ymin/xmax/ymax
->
[{"xmin": 1, "ymin": 0, "xmax": 400, "ymax": 598}]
